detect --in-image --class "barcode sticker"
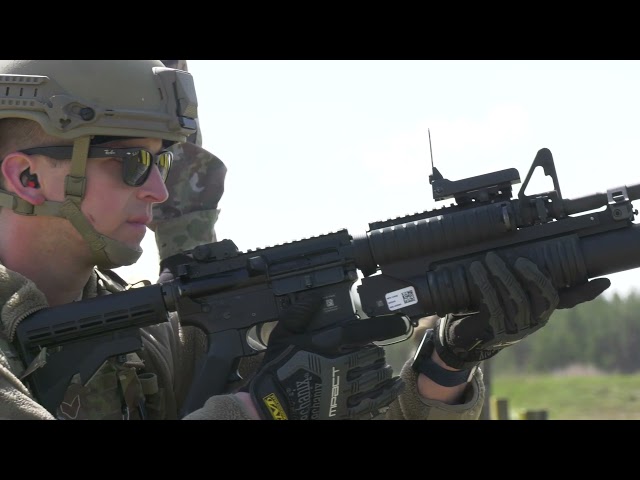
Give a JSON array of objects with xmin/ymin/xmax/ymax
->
[{"xmin": 385, "ymin": 286, "xmax": 418, "ymax": 311}]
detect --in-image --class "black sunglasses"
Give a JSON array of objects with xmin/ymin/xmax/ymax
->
[{"xmin": 21, "ymin": 146, "xmax": 173, "ymax": 187}]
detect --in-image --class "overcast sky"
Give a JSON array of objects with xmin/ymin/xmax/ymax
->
[{"xmin": 115, "ymin": 60, "xmax": 640, "ymax": 298}]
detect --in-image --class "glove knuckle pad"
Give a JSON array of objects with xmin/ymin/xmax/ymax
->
[
  {"xmin": 349, "ymin": 365, "xmax": 393, "ymax": 392},
  {"xmin": 348, "ymin": 379, "xmax": 403, "ymax": 419},
  {"xmin": 352, "ymin": 345, "xmax": 385, "ymax": 365}
]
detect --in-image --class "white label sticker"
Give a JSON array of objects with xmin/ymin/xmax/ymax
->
[{"xmin": 385, "ymin": 286, "xmax": 418, "ymax": 311}]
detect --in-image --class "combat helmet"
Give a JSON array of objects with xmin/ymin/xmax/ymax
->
[{"xmin": 0, "ymin": 60, "xmax": 198, "ymax": 268}]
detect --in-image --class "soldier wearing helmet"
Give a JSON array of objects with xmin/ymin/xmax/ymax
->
[
  {"xmin": 0, "ymin": 60, "xmax": 423, "ymax": 420},
  {"xmin": 0, "ymin": 60, "xmax": 603, "ymax": 421}
]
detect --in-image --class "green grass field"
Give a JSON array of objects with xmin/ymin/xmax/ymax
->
[{"xmin": 490, "ymin": 373, "xmax": 640, "ymax": 420}]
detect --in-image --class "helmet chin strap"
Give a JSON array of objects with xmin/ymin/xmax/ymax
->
[
  {"xmin": 58, "ymin": 136, "xmax": 143, "ymax": 269},
  {"xmin": 0, "ymin": 136, "xmax": 143, "ymax": 269},
  {"xmin": 60, "ymin": 197, "xmax": 142, "ymax": 269}
]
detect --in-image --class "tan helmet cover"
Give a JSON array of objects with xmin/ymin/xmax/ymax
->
[
  {"xmin": 0, "ymin": 60, "xmax": 198, "ymax": 143},
  {"xmin": 0, "ymin": 60, "xmax": 199, "ymax": 269}
]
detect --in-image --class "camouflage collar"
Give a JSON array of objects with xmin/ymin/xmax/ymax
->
[{"xmin": 0, "ymin": 262, "xmax": 102, "ymax": 341}]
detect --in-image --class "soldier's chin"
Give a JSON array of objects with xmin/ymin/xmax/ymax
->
[{"xmin": 122, "ymin": 222, "xmax": 148, "ymax": 244}]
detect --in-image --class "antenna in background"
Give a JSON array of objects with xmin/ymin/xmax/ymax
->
[
  {"xmin": 428, "ymin": 128, "xmax": 434, "ymax": 172},
  {"xmin": 428, "ymin": 128, "xmax": 443, "ymax": 185}
]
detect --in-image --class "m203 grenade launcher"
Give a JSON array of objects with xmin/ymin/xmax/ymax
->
[{"xmin": 14, "ymin": 147, "xmax": 640, "ymax": 417}]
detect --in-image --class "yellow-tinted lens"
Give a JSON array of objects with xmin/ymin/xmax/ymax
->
[
  {"xmin": 122, "ymin": 149, "xmax": 172, "ymax": 186},
  {"xmin": 157, "ymin": 151, "xmax": 172, "ymax": 182},
  {"xmin": 122, "ymin": 150, "xmax": 152, "ymax": 186}
]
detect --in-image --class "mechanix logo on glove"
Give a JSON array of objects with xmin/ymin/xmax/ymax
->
[
  {"xmin": 262, "ymin": 391, "xmax": 288, "ymax": 420},
  {"xmin": 245, "ymin": 294, "xmax": 409, "ymax": 420}
]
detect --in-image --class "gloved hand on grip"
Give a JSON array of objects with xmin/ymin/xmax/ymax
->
[
  {"xmin": 433, "ymin": 251, "xmax": 611, "ymax": 370},
  {"xmin": 244, "ymin": 294, "xmax": 409, "ymax": 420}
]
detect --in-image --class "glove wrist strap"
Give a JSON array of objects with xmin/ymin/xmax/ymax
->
[
  {"xmin": 434, "ymin": 317, "xmax": 483, "ymax": 370},
  {"xmin": 412, "ymin": 328, "xmax": 475, "ymax": 386}
]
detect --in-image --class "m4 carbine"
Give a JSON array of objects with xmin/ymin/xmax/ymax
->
[{"xmin": 14, "ymin": 148, "xmax": 640, "ymax": 417}]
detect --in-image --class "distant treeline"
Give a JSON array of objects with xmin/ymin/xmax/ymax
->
[
  {"xmin": 384, "ymin": 290, "xmax": 640, "ymax": 375},
  {"xmin": 492, "ymin": 290, "xmax": 640, "ymax": 374}
]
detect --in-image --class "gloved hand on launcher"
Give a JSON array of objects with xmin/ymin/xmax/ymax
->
[{"xmin": 413, "ymin": 251, "xmax": 611, "ymax": 382}]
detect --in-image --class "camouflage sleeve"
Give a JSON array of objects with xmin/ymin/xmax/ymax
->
[
  {"xmin": 384, "ymin": 358, "xmax": 485, "ymax": 420},
  {"xmin": 150, "ymin": 142, "xmax": 227, "ymax": 261},
  {"xmin": 0, "ymin": 346, "xmax": 55, "ymax": 419},
  {"xmin": 151, "ymin": 59, "xmax": 227, "ymax": 263}
]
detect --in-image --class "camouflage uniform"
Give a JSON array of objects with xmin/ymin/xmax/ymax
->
[
  {"xmin": 0, "ymin": 262, "xmax": 262, "ymax": 419},
  {"xmin": 150, "ymin": 141, "xmax": 226, "ymax": 261},
  {"xmin": 0, "ymin": 60, "xmax": 486, "ymax": 420},
  {"xmin": 150, "ymin": 60, "xmax": 227, "ymax": 263}
]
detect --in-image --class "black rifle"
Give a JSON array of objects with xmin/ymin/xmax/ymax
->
[{"xmin": 14, "ymin": 148, "xmax": 640, "ymax": 417}]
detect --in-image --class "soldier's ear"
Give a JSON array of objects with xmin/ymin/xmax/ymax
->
[
  {"xmin": 1, "ymin": 152, "xmax": 45, "ymax": 203},
  {"xmin": 20, "ymin": 168, "xmax": 40, "ymax": 188}
]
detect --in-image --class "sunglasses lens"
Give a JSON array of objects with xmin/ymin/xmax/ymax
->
[
  {"xmin": 121, "ymin": 149, "xmax": 173, "ymax": 186},
  {"xmin": 157, "ymin": 151, "xmax": 173, "ymax": 182},
  {"xmin": 122, "ymin": 150, "xmax": 152, "ymax": 186}
]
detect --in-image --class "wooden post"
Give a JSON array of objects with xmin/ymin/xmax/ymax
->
[
  {"xmin": 517, "ymin": 410, "xmax": 549, "ymax": 420},
  {"xmin": 490, "ymin": 397, "xmax": 510, "ymax": 420}
]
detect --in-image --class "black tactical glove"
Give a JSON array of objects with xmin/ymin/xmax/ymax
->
[
  {"xmin": 432, "ymin": 251, "xmax": 611, "ymax": 371},
  {"xmin": 244, "ymin": 294, "xmax": 409, "ymax": 420}
]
